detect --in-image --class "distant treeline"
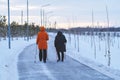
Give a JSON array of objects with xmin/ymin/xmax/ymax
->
[
  {"xmin": 47, "ymin": 26, "xmax": 120, "ymax": 33},
  {"xmin": 0, "ymin": 23, "xmax": 40, "ymax": 37},
  {"xmin": 69, "ymin": 27, "xmax": 120, "ymax": 32}
]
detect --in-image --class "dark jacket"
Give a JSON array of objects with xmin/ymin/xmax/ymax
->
[{"xmin": 54, "ymin": 31, "xmax": 67, "ymax": 52}]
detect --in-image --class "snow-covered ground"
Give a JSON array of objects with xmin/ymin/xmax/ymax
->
[
  {"xmin": 65, "ymin": 33, "xmax": 120, "ymax": 80},
  {"xmin": 0, "ymin": 32, "xmax": 120, "ymax": 80},
  {"xmin": 0, "ymin": 37, "xmax": 36, "ymax": 80}
]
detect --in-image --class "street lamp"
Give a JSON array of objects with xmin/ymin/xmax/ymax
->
[
  {"xmin": 8, "ymin": 0, "xmax": 11, "ymax": 49},
  {"xmin": 21, "ymin": 10, "xmax": 23, "ymax": 25},
  {"xmin": 41, "ymin": 4, "xmax": 50, "ymax": 7},
  {"xmin": 26, "ymin": 0, "xmax": 29, "ymax": 41},
  {"xmin": 47, "ymin": 14, "xmax": 54, "ymax": 28},
  {"xmin": 40, "ymin": 4, "xmax": 51, "ymax": 26},
  {"xmin": 44, "ymin": 11, "xmax": 53, "ymax": 28}
]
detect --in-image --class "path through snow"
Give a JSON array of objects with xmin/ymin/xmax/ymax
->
[{"xmin": 17, "ymin": 35, "xmax": 114, "ymax": 80}]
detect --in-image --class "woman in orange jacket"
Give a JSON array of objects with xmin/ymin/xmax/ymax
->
[{"xmin": 36, "ymin": 26, "xmax": 49, "ymax": 63}]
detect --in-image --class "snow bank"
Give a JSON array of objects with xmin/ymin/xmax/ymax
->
[{"xmin": 0, "ymin": 37, "xmax": 36, "ymax": 80}]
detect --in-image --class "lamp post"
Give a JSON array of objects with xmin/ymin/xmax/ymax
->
[
  {"xmin": 7, "ymin": 0, "xmax": 11, "ymax": 49},
  {"xmin": 47, "ymin": 15, "xmax": 54, "ymax": 28},
  {"xmin": 40, "ymin": 4, "xmax": 50, "ymax": 26},
  {"xmin": 21, "ymin": 10, "xmax": 23, "ymax": 25},
  {"xmin": 40, "ymin": 9, "xmax": 43, "ymax": 26},
  {"xmin": 44, "ymin": 11, "xmax": 53, "ymax": 28},
  {"xmin": 26, "ymin": 0, "xmax": 29, "ymax": 41}
]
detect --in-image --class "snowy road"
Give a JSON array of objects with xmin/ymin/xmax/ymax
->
[{"xmin": 17, "ymin": 35, "xmax": 114, "ymax": 80}]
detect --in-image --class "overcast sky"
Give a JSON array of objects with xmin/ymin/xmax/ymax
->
[{"xmin": 0, "ymin": 0, "xmax": 120, "ymax": 28}]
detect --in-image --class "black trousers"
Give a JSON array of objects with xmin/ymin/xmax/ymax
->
[
  {"xmin": 57, "ymin": 51, "xmax": 64, "ymax": 61},
  {"xmin": 39, "ymin": 49, "xmax": 47, "ymax": 62}
]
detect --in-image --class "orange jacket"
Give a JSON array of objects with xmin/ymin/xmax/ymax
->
[{"xmin": 36, "ymin": 26, "xmax": 49, "ymax": 49}]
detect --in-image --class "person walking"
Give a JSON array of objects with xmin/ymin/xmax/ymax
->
[
  {"xmin": 54, "ymin": 31, "xmax": 67, "ymax": 62},
  {"xmin": 36, "ymin": 26, "xmax": 49, "ymax": 63}
]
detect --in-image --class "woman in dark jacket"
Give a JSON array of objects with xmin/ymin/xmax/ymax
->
[{"xmin": 54, "ymin": 31, "xmax": 67, "ymax": 62}]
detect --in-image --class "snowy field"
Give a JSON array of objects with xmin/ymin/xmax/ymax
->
[
  {"xmin": 0, "ymin": 32, "xmax": 120, "ymax": 80},
  {"xmin": 65, "ymin": 32, "xmax": 120, "ymax": 80}
]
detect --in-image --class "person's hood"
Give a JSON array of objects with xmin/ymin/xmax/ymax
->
[
  {"xmin": 57, "ymin": 31, "xmax": 62, "ymax": 36},
  {"xmin": 40, "ymin": 26, "xmax": 45, "ymax": 31}
]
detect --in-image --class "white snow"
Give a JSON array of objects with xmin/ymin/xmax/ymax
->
[
  {"xmin": 41, "ymin": 63, "xmax": 57, "ymax": 80},
  {"xmin": 0, "ymin": 37, "xmax": 35, "ymax": 80},
  {"xmin": 0, "ymin": 32, "xmax": 120, "ymax": 80}
]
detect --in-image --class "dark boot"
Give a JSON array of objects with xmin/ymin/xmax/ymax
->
[
  {"xmin": 39, "ymin": 50, "xmax": 42, "ymax": 61},
  {"xmin": 57, "ymin": 59, "xmax": 60, "ymax": 62},
  {"xmin": 57, "ymin": 51, "xmax": 60, "ymax": 62},
  {"xmin": 43, "ymin": 50, "xmax": 47, "ymax": 63}
]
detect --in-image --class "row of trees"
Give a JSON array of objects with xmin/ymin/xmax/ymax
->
[
  {"xmin": 0, "ymin": 15, "xmax": 7, "ymax": 38},
  {"xmin": 0, "ymin": 15, "xmax": 40, "ymax": 39},
  {"xmin": 1, "ymin": 15, "xmax": 120, "ymax": 39}
]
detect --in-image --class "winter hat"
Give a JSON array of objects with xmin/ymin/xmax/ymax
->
[
  {"xmin": 40, "ymin": 26, "xmax": 45, "ymax": 31},
  {"xmin": 57, "ymin": 31, "xmax": 62, "ymax": 35}
]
